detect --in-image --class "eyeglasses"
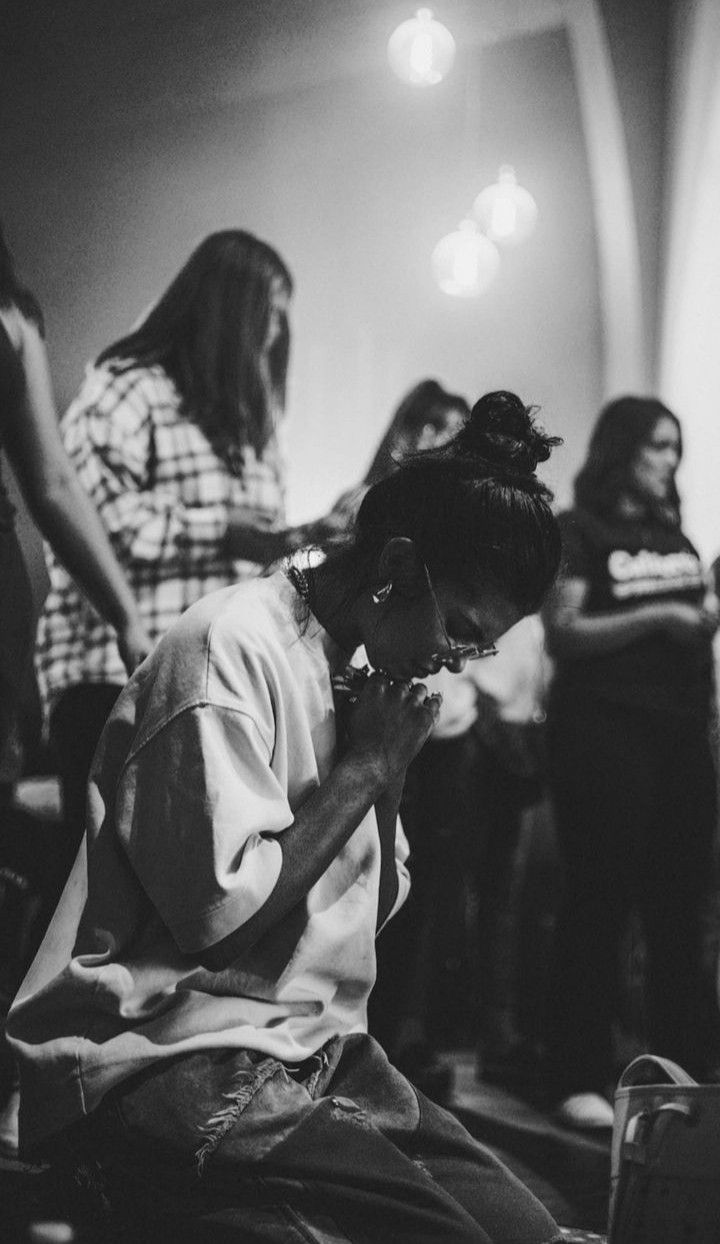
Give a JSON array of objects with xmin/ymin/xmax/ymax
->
[
  {"xmin": 430, "ymin": 640, "xmax": 499, "ymax": 666},
  {"xmin": 423, "ymin": 564, "xmax": 499, "ymax": 668}
]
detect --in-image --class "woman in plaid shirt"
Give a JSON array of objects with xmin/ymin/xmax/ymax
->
[{"xmin": 36, "ymin": 229, "xmax": 312, "ymax": 886}]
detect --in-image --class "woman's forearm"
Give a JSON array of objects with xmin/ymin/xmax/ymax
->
[
  {"xmin": 545, "ymin": 601, "xmax": 665, "ymax": 659},
  {"xmin": 3, "ymin": 314, "xmax": 149, "ymax": 668},
  {"xmin": 31, "ymin": 472, "xmax": 140, "ymax": 631},
  {"xmin": 200, "ymin": 750, "xmax": 389, "ymax": 969}
]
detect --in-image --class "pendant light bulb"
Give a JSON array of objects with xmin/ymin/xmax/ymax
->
[
  {"xmin": 387, "ymin": 9, "xmax": 456, "ymax": 87},
  {"xmin": 431, "ymin": 220, "xmax": 500, "ymax": 298},
  {"xmin": 473, "ymin": 166, "xmax": 538, "ymax": 247}
]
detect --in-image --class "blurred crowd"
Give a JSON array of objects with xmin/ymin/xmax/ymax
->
[{"xmin": 0, "ymin": 222, "xmax": 718, "ymax": 1220}]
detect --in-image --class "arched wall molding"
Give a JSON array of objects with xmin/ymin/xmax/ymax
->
[
  {"xmin": 659, "ymin": 0, "xmax": 720, "ymax": 559},
  {"xmin": 560, "ymin": 0, "xmax": 648, "ymax": 397},
  {"xmin": 449, "ymin": 0, "xmax": 649, "ymax": 400}
]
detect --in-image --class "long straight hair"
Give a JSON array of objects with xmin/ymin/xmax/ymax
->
[
  {"xmin": 574, "ymin": 396, "xmax": 682, "ymax": 524},
  {"xmin": 97, "ymin": 230, "xmax": 293, "ymax": 461},
  {"xmin": 0, "ymin": 224, "xmax": 44, "ymax": 331}
]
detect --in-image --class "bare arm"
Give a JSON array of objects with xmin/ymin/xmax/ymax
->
[
  {"xmin": 224, "ymin": 508, "xmax": 352, "ymax": 564},
  {"xmin": 544, "ymin": 575, "xmax": 718, "ymax": 660},
  {"xmin": 0, "ymin": 309, "xmax": 150, "ymax": 673},
  {"xmin": 200, "ymin": 676, "xmax": 439, "ymax": 970},
  {"xmin": 200, "ymin": 752, "xmax": 387, "ymax": 969},
  {"xmin": 223, "ymin": 505, "xmax": 305, "ymax": 563}
]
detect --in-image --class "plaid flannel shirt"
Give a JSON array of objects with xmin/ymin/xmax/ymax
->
[{"xmin": 35, "ymin": 361, "xmax": 286, "ymax": 721}]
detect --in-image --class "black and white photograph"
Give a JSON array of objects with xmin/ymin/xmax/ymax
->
[{"xmin": 1, "ymin": 2, "xmax": 719, "ymax": 1240}]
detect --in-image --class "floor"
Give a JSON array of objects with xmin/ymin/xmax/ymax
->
[
  {"xmin": 450, "ymin": 1050, "xmax": 611, "ymax": 1235},
  {"xmin": 0, "ymin": 1049, "xmax": 610, "ymax": 1242}
]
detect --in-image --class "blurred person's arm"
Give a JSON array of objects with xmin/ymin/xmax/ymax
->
[
  {"xmin": 0, "ymin": 308, "xmax": 150, "ymax": 673},
  {"xmin": 544, "ymin": 575, "xmax": 718, "ymax": 659},
  {"xmin": 225, "ymin": 484, "xmax": 367, "ymax": 562}
]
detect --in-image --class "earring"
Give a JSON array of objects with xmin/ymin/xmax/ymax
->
[{"xmin": 372, "ymin": 581, "xmax": 393, "ymax": 605}]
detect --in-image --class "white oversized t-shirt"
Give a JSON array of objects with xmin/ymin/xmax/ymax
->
[{"xmin": 9, "ymin": 572, "xmax": 410, "ymax": 1147}]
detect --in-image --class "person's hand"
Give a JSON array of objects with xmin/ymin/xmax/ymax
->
[
  {"xmin": 332, "ymin": 664, "xmax": 370, "ymax": 748},
  {"xmin": 225, "ymin": 505, "xmax": 294, "ymax": 563},
  {"xmin": 654, "ymin": 600, "xmax": 719, "ymax": 645},
  {"xmin": 116, "ymin": 616, "xmax": 153, "ymax": 675},
  {"xmin": 301, "ymin": 510, "xmax": 352, "ymax": 543},
  {"xmin": 344, "ymin": 670, "xmax": 442, "ymax": 783}
]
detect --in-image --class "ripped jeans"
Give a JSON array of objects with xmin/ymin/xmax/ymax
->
[{"xmin": 66, "ymin": 1033, "xmax": 562, "ymax": 1243}]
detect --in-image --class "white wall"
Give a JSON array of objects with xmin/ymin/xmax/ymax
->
[
  {"xmin": 1, "ymin": 2, "xmax": 601, "ymax": 550},
  {"xmin": 660, "ymin": 0, "xmax": 720, "ymax": 562}
]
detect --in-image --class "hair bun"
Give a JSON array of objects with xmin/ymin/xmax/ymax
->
[{"xmin": 454, "ymin": 390, "xmax": 561, "ymax": 474}]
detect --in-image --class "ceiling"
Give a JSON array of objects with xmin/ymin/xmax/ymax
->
[{"xmin": 4, "ymin": 1, "xmax": 567, "ymax": 111}]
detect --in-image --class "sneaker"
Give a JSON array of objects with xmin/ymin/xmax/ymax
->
[
  {"xmin": 556, "ymin": 1091, "xmax": 614, "ymax": 1131},
  {"xmin": 0, "ymin": 1085, "xmax": 19, "ymax": 1158}
]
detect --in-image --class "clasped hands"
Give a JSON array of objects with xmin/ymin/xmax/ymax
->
[{"xmin": 332, "ymin": 665, "xmax": 443, "ymax": 782}]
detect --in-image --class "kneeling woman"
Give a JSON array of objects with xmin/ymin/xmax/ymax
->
[{"xmin": 9, "ymin": 392, "xmax": 563, "ymax": 1244}]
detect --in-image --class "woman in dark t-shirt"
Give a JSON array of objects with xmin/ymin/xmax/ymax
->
[{"xmin": 543, "ymin": 396, "xmax": 719, "ymax": 1131}]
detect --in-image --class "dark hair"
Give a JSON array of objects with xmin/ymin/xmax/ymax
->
[
  {"xmin": 97, "ymin": 230, "xmax": 293, "ymax": 460},
  {"xmin": 349, "ymin": 390, "xmax": 562, "ymax": 615},
  {"xmin": 364, "ymin": 379, "xmax": 470, "ymax": 487},
  {"xmin": 574, "ymin": 395, "xmax": 682, "ymax": 523},
  {"xmin": 0, "ymin": 223, "xmax": 44, "ymax": 332}
]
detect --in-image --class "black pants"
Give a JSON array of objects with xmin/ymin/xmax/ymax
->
[
  {"xmin": 371, "ymin": 728, "xmax": 534, "ymax": 1056},
  {"xmin": 546, "ymin": 692, "xmax": 719, "ymax": 1095},
  {"xmin": 49, "ymin": 682, "xmax": 123, "ymax": 900}
]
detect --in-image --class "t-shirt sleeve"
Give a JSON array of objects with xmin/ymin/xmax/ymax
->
[
  {"xmin": 558, "ymin": 511, "xmax": 592, "ymax": 581},
  {"xmin": 0, "ymin": 318, "xmax": 24, "ymax": 409},
  {"xmin": 377, "ymin": 815, "xmax": 411, "ymax": 934},
  {"xmin": 116, "ymin": 703, "xmax": 292, "ymax": 953}
]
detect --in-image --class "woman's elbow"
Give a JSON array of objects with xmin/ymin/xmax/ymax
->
[{"xmin": 23, "ymin": 472, "xmax": 74, "ymax": 526}]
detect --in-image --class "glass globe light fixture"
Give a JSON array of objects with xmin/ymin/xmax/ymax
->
[
  {"xmin": 431, "ymin": 219, "xmax": 500, "ymax": 298},
  {"xmin": 473, "ymin": 165, "xmax": 538, "ymax": 247},
  {"xmin": 387, "ymin": 8, "xmax": 456, "ymax": 87}
]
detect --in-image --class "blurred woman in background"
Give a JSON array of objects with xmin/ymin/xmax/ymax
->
[
  {"xmin": 364, "ymin": 378, "xmax": 469, "ymax": 484},
  {"xmin": 544, "ymin": 396, "xmax": 720, "ymax": 1130},
  {"xmin": 325, "ymin": 378, "xmax": 469, "ymax": 531},
  {"xmin": 35, "ymin": 229, "xmax": 321, "ymax": 879}
]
